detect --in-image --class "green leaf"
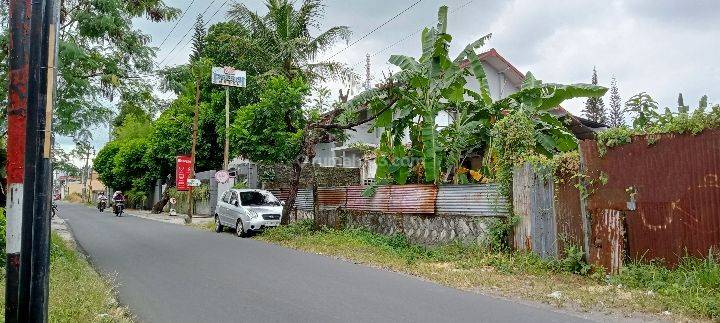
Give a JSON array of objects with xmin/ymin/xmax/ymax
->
[
  {"xmin": 437, "ymin": 6, "xmax": 448, "ymax": 34},
  {"xmin": 462, "ymin": 40, "xmax": 493, "ymax": 106},
  {"xmin": 421, "ymin": 113, "xmax": 438, "ymax": 183},
  {"xmin": 521, "ymin": 71, "xmax": 542, "ymax": 89},
  {"xmin": 498, "ymin": 83, "xmax": 608, "ymax": 112},
  {"xmin": 376, "ymin": 109, "xmax": 393, "ymax": 128},
  {"xmin": 389, "ymin": 55, "xmax": 421, "ymax": 72},
  {"xmin": 395, "ymin": 162, "xmax": 409, "ymax": 185}
]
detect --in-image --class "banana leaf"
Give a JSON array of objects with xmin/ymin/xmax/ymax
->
[{"xmin": 421, "ymin": 113, "xmax": 438, "ymax": 183}]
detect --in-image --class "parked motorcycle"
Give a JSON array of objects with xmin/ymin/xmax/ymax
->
[
  {"xmin": 97, "ymin": 200, "xmax": 107, "ymax": 212},
  {"xmin": 114, "ymin": 202, "xmax": 124, "ymax": 217}
]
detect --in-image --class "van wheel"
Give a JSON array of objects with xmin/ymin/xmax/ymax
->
[
  {"xmin": 236, "ymin": 220, "xmax": 247, "ymax": 238},
  {"xmin": 214, "ymin": 216, "xmax": 223, "ymax": 233}
]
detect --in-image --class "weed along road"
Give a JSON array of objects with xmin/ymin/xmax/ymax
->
[{"xmin": 59, "ymin": 203, "xmax": 591, "ymax": 323}]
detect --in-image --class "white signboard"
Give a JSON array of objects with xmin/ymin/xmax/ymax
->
[
  {"xmin": 215, "ymin": 170, "xmax": 230, "ymax": 184},
  {"xmin": 211, "ymin": 67, "xmax": 246, "ymax": 87},
  {"xmin": 187, "ymin": 178, "xmax": 202, "ymax": 187}
]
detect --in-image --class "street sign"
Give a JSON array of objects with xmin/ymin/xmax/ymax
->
[
  {"xmin": 215, "ymin": 170, "xmax": 230, "ymax": 183},
  {"xmin": 176, "ymin": 156, "xmax": 192, "ymax": 191},
  {"xmin": 211, "ymin": 66, "xmax": 246, "ymax": 88},
  {"xmin": 187, "ymin": 178, "xmax": 202, "ymax": 187}
]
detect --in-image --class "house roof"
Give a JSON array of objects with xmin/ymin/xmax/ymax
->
[
  {"xmin": 480, "ymin": 49, "xmax": 608, "ymax": 138},
  {"xmin": 477, "ymin": 48, "xmax": 526, "ymax": 88}
]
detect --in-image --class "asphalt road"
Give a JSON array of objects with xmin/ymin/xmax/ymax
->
[{"xmin": 59, "ymin": 203, "xmax": 592, "ymax": 323}]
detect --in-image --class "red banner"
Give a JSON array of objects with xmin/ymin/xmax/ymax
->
[{"xmin": 176, "ymin": 156, "xmax": 192, "ymax": 191}]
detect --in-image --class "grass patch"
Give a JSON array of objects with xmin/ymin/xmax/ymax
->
[
  {"xmin": 0, "ymin": 233, "xmax": 132, "ymax": 322},
  {"xmin": 257, "ymin": 221, "xmax": 718, "ymax": 320},
  {"xmin": 187, "ymin": 220, "xmax": 215, "ymax": 232}
]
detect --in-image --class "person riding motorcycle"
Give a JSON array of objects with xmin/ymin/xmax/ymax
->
[
  {"xmin": 112, "ymin": 191, "xmax": 126, "ymax": 214},
  {"xmin": 97, "ymin": 192, "xmax": 108, "ymax": 211}
]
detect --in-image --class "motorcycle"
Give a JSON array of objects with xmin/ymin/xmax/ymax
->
[
  {"xmin": 114, "ymin": 201, "xmax": 124, "ymax": 217},
  {"xmin": 97, "ymin": 200, "xmax": 107, "ymax": 212}
]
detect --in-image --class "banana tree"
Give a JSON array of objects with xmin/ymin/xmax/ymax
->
[
  {"xmin": 373, "ymin": 6, "xmax": 495, "ymax": 185},
  {"xmin": 492, "ymin": 72, "xmax": 608, "ymax": 156},
  {"xmin": 370, "ymin": 5, "xmax": 607, "ymax": 189}
]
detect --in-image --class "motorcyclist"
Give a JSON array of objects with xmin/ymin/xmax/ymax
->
[
  {"xmin": 97, "ymin": 192, "xmax": 108, "ymax": 211},
  {"xmin": 112, "ymin": 191, "xmax": 126, "ymax": 214}
]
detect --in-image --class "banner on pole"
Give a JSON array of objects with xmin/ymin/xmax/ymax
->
[
  {"xmin": 211, "ymin": 66, "xmax": 246, "ymax": 87},
  {"xmin": 176, "ymin": 156, "xmax": 192, "ymax": 191}
]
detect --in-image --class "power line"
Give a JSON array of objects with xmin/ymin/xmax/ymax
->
[
  {"xmin": 158, "ymin": 1, "xmax": 198, "ymax": 48},
  {"xmin": 156, "ymin": 0, "xmax": 198, "ymax": 49},
  {"xmin": 320, "ymin": 0, "xmax": 424, "ymax": 63},
  {"xmin": 158, "ymin": 0, "xmax": 231, "ymax": 67},
  {"xmin": 157, "ymin": 0, "xmax": 219, "ymax": 66},
  {"xmin": 347, "ymin": 0, "xmax": 474, "ymax": 71}
]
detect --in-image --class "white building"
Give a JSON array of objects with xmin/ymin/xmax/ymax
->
[{"xmin": 311, "ymin": 49, "xmax": 605, "ymax": 183}]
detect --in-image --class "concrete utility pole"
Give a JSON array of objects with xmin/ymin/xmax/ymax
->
[
  {"xmin": 5, "ymin": 0, "xmax": 31, "ymax": 320},
  {"xmin": 82, "ymin": 148, "xmax": 90, "ymax": 202},
  {"xmin": 224, "ymin": 86, "xmax": 230, "ymax": 170},
  {"xmin": 187, "ymin": 74, "xmax": 200, "ymax": 224},
  {"xmin": 88, "ymin": 149, "xmax": 95, "ymax": 203}
]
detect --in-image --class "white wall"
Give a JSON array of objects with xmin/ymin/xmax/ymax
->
[{"xmin": 464, "ymin": 61, "xmax": 520, "ymax": 100}]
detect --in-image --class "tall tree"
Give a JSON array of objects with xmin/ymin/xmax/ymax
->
[
  {"xmin": 607, "ymin": 77, "xmax": 624, "ymax": 127},
  {"xmin": 677, "ymin": 92, "xmax": 689, "ymax": 113},
  {"xmin": 190, "ymin": 15, "xmax": 207, "ymax": 63},
  {"xmin": 228, "ymin": 0, "xmax": 353, "ymax": 82},
  {"xmin": 0, "ymin": 0, "xmax": 179, "ymax": 142},
  {"xmin": 583, "ymin": 67, "xmax": 607, "ymax": 124},
  {"xmin": 625, "ymin": 92, "xmax": 659, "ymax": 128},
  {"xmin": 700, "ymin": 95, "xmax": 709, "ymax": 109}
]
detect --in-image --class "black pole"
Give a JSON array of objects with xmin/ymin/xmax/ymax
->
[
  {"xmin": 18, "ymin": 0, "xmax": 47, "ymax": 318},
  {"xmin": 5, "ymin": 0, "xmax": 32, "ymax": 321},
  {"xmin": 19, "ymin": 0, "xmax": 58, "ymax": 318}
]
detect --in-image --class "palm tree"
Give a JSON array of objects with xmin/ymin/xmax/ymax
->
[{"xmin": 228, "ymin": 0, "xmax": 354, "ymax": 83}]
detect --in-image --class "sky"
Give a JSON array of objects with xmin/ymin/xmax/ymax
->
[{"xmin": 67, "ymin": 0, "xmax": 720, "ymax": 165}]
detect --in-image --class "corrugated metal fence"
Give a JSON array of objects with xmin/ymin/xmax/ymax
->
[
  {"xmin": 267, "ymin": 188, "xmax": 314, "ymax": 211},
  {"xmin": 436, "ymin": 184, "xmax": 510, "ymax": 217},
  {"xmin": 580, "ymin": 129, "xmax": 720, "ymax": 268},
  {"xmin": 310, "ymin": 184, "xmax": 509, "ymax": 216}
]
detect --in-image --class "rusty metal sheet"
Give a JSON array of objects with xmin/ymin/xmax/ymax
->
[
  {"xmin": 437, "ymin": 184, "xmax": 509, "ymax": 217},
  {"xmin": 581, "ymin": 129, "xmax": 720, "ymax": 267},
  {"xmin": 388, "ymin": 185, "xmax": 436, "ymax": 214},
  {"xmin": 346, "ymin": 186, "xmax": 388, "ymax": 212},
  {"xmin": 267, "ymin": 188, "xmax": 289, "ymax": 202},
  {"xmin": 553, "ymin": 173, "xmax": 585, "ymax": 255},
  {"xmin": 317, "ymin": 187, "xmax": 346, "ymax": 208},
  {"xmin": 590, "ymin": 209, "xmax": 624, "ymax": 274}
]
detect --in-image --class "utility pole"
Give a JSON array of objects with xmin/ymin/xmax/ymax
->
[
  {"xmin": 88, "ymin": 149, "xmax": 94, "ymax": 203},
  {"xmin": 187, "ymin": 73, "xmax": 200, "ymax": 224},
  {"xmin": 19, "ymin": 0, "xmax": 60, "ymax": 318},
  {"xmin": 82, "ymin": 148, "xmax": 90, "ymax": 203},
  {"xmin": 5, "ymin": 0, "xmax": 32, "ymax": 320},
  {"xmin": 224, "ymin": 86, "xmax": 230, "ymax": 170}
]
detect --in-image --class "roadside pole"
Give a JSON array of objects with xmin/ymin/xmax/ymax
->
[
  {"xmin": 187, "ymin": 75, "xmax": 200, "ymax": 224},
  {"xmin": 19, "ymin": 0, "xmax": 60, "ymax": 318},
  {"xmin": 211, "ymin": 66, "xmax": 246, "ymax": 170},
  {"xmin": 224, "ymin": 86, "xmax": 229, "ymax": 170},
  {"xmin": 5, "ymin": 0, "xmax": 32, "ymax": 320},
  {"xmin": 82, "ymin": 148, "xmax": 90, "ymax": 202}
]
